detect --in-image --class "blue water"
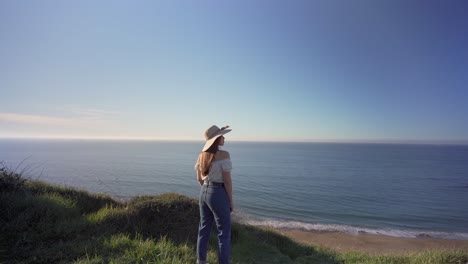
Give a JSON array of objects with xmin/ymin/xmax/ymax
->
[{"xmin": 1, "ymin": 139, "xmax": 468, "ymax": 240}]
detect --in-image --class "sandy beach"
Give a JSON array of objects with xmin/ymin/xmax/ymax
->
[{"xmin": 273, "ymin": 228, "xmax": 468, "ymax": 254}]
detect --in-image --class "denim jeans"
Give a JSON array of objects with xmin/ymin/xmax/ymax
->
[{"xmin": 197, "ymin": 183, "xmax": 231, "ymax": 264}]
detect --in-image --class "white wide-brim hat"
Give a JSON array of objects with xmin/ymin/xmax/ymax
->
[{"xmin": 202, "ymin": 125, "xmax": 231, "ymax": 151}]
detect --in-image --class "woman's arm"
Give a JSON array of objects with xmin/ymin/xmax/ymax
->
[
  {"xmin": 197, "ymin": 169, "xmax": 204, "ymax": 186},
  {"xmin": 196, "ymin": 154, "xmax": 204, "ymax": 186},
  {"xmin": 223, "ymin": 171, "xmax": 233, "ymax": 213}
]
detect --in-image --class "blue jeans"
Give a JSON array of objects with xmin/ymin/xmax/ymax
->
[{"xmin": 197, "ymin": 183, "xmax": 231, "ymax": 264}]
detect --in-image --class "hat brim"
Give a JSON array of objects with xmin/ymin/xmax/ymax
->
[{"xmin": 202, "ymin": 129, "xmax": 231, "ymax": 151}]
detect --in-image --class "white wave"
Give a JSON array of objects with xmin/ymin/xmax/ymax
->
[{"xmin": 232, "ymin": 211, "xmax": 468, "ymax": 240}]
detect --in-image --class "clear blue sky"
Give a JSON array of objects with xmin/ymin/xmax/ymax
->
[{"xmin": 1, "ymin": 0, "xmax": 467, "ymax": 143}]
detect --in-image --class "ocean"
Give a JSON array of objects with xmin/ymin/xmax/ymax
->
[{"xmin": 1, "ymin": 139, "xmax": 467, "ymax": 240}]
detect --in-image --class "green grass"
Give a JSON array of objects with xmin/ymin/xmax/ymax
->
[{"xmin": 1, "ymin": 166, "xmax": 467, "ymax": 264}]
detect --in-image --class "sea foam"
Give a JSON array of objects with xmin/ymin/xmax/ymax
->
[{"xmin": 233, "ymin": 211, "xmax": 468, "ymax": 240}]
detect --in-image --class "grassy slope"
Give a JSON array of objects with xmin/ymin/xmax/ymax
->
[{"xmin": 1, "ymin": 167, "xmax": 467, "ymax": 264}]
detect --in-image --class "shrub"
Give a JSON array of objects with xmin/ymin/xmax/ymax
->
[
  {"xmin": 25, "ymin": 180, "xmax": 120, "ymax": 214},
  {"xmin": 0, "ymin": 165, "xmax": 26, "ymax": 192},
  {"xmin": 126, "ymin": 193, "xmax": 199, "ymax": 244}
]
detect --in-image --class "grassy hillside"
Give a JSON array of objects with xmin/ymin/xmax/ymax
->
[{"xmin": 1, "ymin": 166, "xmax": 467, "ymax": 263}]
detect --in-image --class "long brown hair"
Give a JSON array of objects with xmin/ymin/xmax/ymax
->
[{"xmin": 199, "ymin": 137, "xmax": 222, "ymax": 176}]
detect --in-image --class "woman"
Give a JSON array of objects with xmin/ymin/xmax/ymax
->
[{"xmin": 195, "ymin": 125, "xmax": 233, "ymax": 264}]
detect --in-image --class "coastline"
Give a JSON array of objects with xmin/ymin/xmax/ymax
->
[{"xmin": 272, "ymin": 228, "xmax": 468, "ymax": 254}]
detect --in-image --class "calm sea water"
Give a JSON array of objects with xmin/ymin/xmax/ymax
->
[{"xmin": 1, "ymin": 139, "xmax": 468, "ymax": 240}]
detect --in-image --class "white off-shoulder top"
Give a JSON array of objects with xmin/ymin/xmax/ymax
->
[{"xmin": 195, "ymin": 156, "xmax": 232, "ymax": 183}]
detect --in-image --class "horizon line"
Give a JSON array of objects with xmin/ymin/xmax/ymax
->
[{"xmin": 0, "ymin": 135, "xmax": 467, "ymax": 146}]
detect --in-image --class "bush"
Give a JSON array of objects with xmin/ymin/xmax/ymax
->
[
  {"xmin": 25, "ymin": 180, "xmax": 120, "ymax": 214},
  {"xmin": 126, "ymin": 193, "xmax": 199, "ymax": 244},
  {"xmin": 0, "ymin": 165, "xmax": 26, "ymax": 192}
]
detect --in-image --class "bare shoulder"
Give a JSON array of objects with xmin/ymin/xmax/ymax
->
[{"xmin": 216, "ymin": 150, "xmax": 230, "ymax": 160}]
